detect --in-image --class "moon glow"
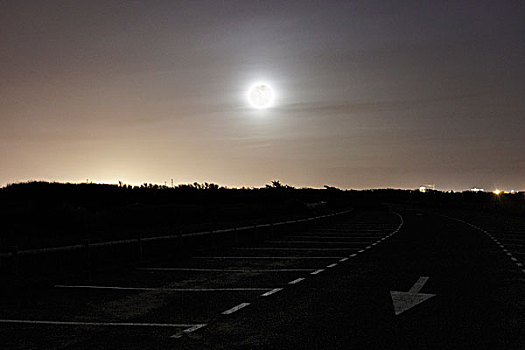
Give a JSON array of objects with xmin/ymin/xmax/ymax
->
[{"xmin": 248, "ymin": 83, "xmax": 274, "ymax": 109}]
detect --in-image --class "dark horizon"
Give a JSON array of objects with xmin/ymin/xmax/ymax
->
[{"xmin": 2, "ymin": 179, "xmax": 524, "ymax": 194}]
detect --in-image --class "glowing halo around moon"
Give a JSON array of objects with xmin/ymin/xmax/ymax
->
[{"xmin": 247, "ymin": 83, "xmax": 275, "ymax": 109}]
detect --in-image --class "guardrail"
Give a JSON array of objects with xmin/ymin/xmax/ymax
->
[{"xmin": 0, "ymin": 208, "xmax": 353, "ymax": 259}]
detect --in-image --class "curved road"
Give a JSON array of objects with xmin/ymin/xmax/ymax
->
[{"xmin": 1, "ymin": 209, "xmax": 523, "ymax": 349}]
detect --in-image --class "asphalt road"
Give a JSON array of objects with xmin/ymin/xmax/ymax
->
[{"xmin": 1, "ymin": 208, "xmax": 523, "ymax": 349}]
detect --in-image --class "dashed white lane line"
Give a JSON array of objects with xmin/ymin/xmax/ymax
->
[
  {"xmin": 350, "ymin": 253, "xmax": 357, "ymax": 257},
  {"xmin": 326, "ymin": 263, "xmax": 337, "ymax": 268},
  {"xmin": 447, "ymin": 216, "xmax": 525, "ymax": 275},
  {"xmin": 288, "ymin": 278, "xmax": 306, "ymax": 285},
  {"xmin": 55, "ymin": 285, "xmax": 270, "ymax": 292},
  {"xmin": 339, "ymin": 257, "xmax": 349, "ymax": 262},
  {"xmin": 261, "ymin": 288, "xmax": 283, "ymax": 297},
  {"xmin": 222, "ymin": 303, "xmax": 250, "ymax": 315},
  {"xmin": 137, "ymin": 268, "xmax": 315, "ymax": 272},
  {"xmin": 171, "ymin": 324, "xmax": 207, "ymax": 338},
  {"xmin": 358, "ymin": 250, "xmax": 365, "ymax": 253},
  {"xmin": 311, "ymin": 269, "xmax": 324, "ymax": 275}
]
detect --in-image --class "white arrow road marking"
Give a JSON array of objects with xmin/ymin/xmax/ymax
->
[{"xmin": 390, "ymin": 276, "xmax": 436, "ymax": 316}]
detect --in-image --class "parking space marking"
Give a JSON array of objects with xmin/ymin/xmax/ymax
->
[
  {"xmin": 0, "ymin": 319, "xmax": 199, "ymax": 327},
  {"xmin": 499, "ymin": 238, "xmax": 525, "ymax": 242},
  {"xmin": 290, "ymin": 236, "xmax": 383, "ymax": 239},
  {"xmin": 222, "ymin": 303, "xmax": 250, "ymax": 315},
  {"xmin": 265, "ymin": 241, "xmax": 371, "ymax": 244},
  {"xmin": 195, "ymin": 256, "xmax": 345, "ymax": 259},
  {"xmin": 261, "ymin": 288, "xmax": 283, "ymax": 297},
  {"xmin": 313, "ymin": 229, "xmax": 391, "ymax": 232},
  {"xmin": 288, "ymin": 278, "xmax": 306, "ymax": 285},
  {"xmin": 0, "ymin": 318, "xmax": 205, "ymax": 339},
  {"xmin": 4, "ymin": 209, "xmax": 409, "ymax": 342},
  {"xmin": 55, "ymin": 285, "xmax": 271, "ymax": 292},
  {"xmin": 137, "ymin": 268, "xmax": 316, "ymax": 272},
  {"xmin": 233, "ymin": 247, "xmax": 357, "ymax": 251}
]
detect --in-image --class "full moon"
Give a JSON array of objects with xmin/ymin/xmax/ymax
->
[{"xmin": 248, "ymin": 83, "xmax": 274, "ymax": 109}]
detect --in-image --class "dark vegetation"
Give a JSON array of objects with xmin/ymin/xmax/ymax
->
[
  {"xmin": 0, "ymin": 181, "xmax": 346, "ymax": 252},
  {"xmin": 0, "ymin": 181, "xmax": 523, "ymax": 253}
]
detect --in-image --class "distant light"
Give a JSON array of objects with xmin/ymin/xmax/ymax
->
[
  {"xmin": 470, "ymin": 187, "xmax": 484, "ymax": 192},
  {"xmin": 419, "ymin": 186, "xmax": 427, "ymax": 193},
  {"xmin": 493, "ymin": 189, "xmax": 501, "ymax": 195}
]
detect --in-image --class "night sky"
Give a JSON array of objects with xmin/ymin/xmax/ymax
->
[{"xmin": 1, "ymin": 1, "xmax": 524, "ymax": 190}]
